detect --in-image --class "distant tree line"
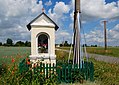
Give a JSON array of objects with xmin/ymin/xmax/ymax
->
[
  {"xmin": 60, "ymin": 41, "xmax": 71, "ymax": 47},
  {"xmin": 56, "ymin": 41, "xmax": 98, "ymax": 47},
  {"xmin": 82, "ymin": 44, "xmax": 97, "ymax": 47},
  {"xmin": 0, "ymin": 38, "xmax": 31, "ymax": 47},
  {"xmin": 0, "ymin": 38, "xmax": 98, "ymax": 47}
]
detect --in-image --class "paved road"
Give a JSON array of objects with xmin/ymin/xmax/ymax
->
[{"xmin": 56, "ymin": 48, "xmax": 119, "ymax": 64}]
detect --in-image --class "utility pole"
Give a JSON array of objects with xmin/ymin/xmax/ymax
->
[
  {"xmin": 103, "ymin": 20, "xmax": 107, "ymax": 51},
  {"xmin": 62, "ymin": 37, "xmax": 64, "ymax": 46}
]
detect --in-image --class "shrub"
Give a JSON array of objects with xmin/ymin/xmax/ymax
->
[{"xmin": 0, "ymin": 63, "xmax": 7, "ymax": 76}]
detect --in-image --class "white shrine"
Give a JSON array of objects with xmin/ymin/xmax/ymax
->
[{"xmin": 27, "ymin": 12, "xmax": 59, "ymax": 64}]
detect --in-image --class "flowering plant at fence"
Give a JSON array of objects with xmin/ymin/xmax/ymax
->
[{"xmin": 0, "ymin": 57, "xmax": 58, "ymax": 85}]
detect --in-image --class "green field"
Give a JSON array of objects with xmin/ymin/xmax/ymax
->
[
  {"xmin": 0, "ymin": 47, "xmax": 30, "ymax": 64},
  {"xmin": 86, "ymin": 47, "xmax": 119, "ymax": 57},
  {"xmin": 57, "ymin": 47, "xmax": 119, "ymax": 57}
]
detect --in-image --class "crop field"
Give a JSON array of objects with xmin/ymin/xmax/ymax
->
[
  {"xmin": 86, "ymin": 47, "xmax": 119, "ymax": 57},
  {"xmin": 57, "ymin": 47, "xmax": 119, "ymax": 57},
  {"xmin": 0, "ymin": 47, "xmax": 119, "ymax": 85},
  {"xmin": 0, "ymin": 47, "xmax": 30, "ymax": 64}
]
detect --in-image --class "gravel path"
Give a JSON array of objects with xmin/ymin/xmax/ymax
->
[
  {"xmin": 88, "ymin": 54, "xmax": 119, "ymax": 64},
  {"xmin": 56, "ymin": 48, "xmax": 119, "ymax": 64}
]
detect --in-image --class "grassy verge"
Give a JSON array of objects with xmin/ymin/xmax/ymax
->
[
  {"xmin": 86, "ymin": 47, "xmax": 119, "ymax": 57},
  {"xmin": 56, "ymin": 49, "xmax": 119, "ymax": 85},
  {"xmin": 90, "ymin": 58, "xmax": 119, "ymax": 85},
  {"xmin": 57, "ymin": 47, "xmax": 119, "ymax": 57},
  {"xmin": 60, "ymin": 81, "xmax": 100, "ymax": 85}
]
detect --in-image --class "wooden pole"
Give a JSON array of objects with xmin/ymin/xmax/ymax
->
[
  {"xmin": 103, "ymin": 21, "xmax": 107, "ymax": 51},
  {"xmin": 75, "ymin": 0, "xmax": 81, "ymax": 13},
  {"xmin": 73, "ymin": 0, "xmax": 81, "ymax": 66}
]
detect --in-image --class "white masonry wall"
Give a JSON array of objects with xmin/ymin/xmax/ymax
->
[
  {"xmin": 31, "ymin": 26, "xmax": 55, "ymax": 55},
  {"xmin": 30, "ymin": 26, "xmax": 56, "ymax": 64},
  {"xmin": 29, "ymin": 14, "xmax": 57, "ymax": 64}
]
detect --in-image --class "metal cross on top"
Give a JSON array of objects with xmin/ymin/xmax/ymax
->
[{"xmin": 36, "ymin": 0, "xmax": 45, "ymax": 12}]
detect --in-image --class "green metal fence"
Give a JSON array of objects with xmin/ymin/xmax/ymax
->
[
  {"xmin": 19, "ymin": 60, "xmax": 94, "ymax": 83},
  {"xmin": 56, "ymin": 61, "xmax": 94, "ymax": 83}
]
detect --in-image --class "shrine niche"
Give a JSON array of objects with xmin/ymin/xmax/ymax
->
[{"xmin": 37, "ymin": 33, "xmax": 48, "ymax": 53}]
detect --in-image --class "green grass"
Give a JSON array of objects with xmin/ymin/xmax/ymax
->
[
  {"xmin": 86, "ymin": 47, "xmax": 119, "ymax": 57},
  {"xmin": 57, "ymin": 47, "xmax": 119, "ymax": 84},
  {"xmin": 57, "ymin": 47, "xmax": 71, "ymax": 50},
  {"xmin": 1, "ymin": 47, "xmax": 119, "ymax": 85},
  {"xmin": 91, "ymin": 58, "xmax": 119, "ymax": 85},
  {"xmin": 57, "ymin": 47, "xmax": 119, "ymax": 57},
  {"xmin": 0, "ymin": 47, "xmax": 30, "ymax": 64}
]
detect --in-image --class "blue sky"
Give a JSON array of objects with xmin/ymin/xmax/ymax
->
[{"xmin": 0, "ymin": 0, "xmax": 119, "ymax": 46}]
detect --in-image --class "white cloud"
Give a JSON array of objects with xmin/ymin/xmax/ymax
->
[
  {"xmin": 60, "ymin": 32, "xmax": 70, "ymax": 36},
  {"xmin": 48, "ymin": 1, "xmax": 70, "ymax": 23},
  {"xmin": 54, "ymin": 2, "xmax": 70, "ymax": 14},
  {"xmin": 108, "ymin": 24, "xmax": 119, "ymax": 40},
  {"xmin": 69, "ymin": 23, "xmax": 74, "ymax": 29},
  {"xmin": 45, "ymin": 0, "xmax": 52, "ymax": 6},
  {"xmin": 85, "ymin": 24, "xmax": 119, "ymax": 46},
  {"xmin": 68, "ymin": 0, "xmax": 119, "ymax": 46},
  {"xmin": 81, "ymin": 0, "xmax": 119, "ymax": 20},
  {"xmin": 31, "ymin": 0, "xmax": 43, "ymax": 14},
  {"xmin": 0, "ymin": 0, "xmax": 119, "ymax": 46},
  {"xmin": 55, "ymin": 30, "xmax": 72, "ymax": 44},
  {"xmin": 70, "ymin": 0, "xmax": 119, "ymax": 21},
  {"xmin": 85, "ymin": 30, "xmax": 104, "ymax": 43},
  {"xmin": 0, "ymin": 0, "xmax": 43, "ymax": 43},
  {"xmin": 70, "ymin": 11, "xmax": 74, "ymax": 21},
  {"xmin": 47, "ymin": 1, "xmax": 72, "ymax": 44},
  {"xmin": 0, "ymin": 0, "xmax": 43, "ymax": 17}
]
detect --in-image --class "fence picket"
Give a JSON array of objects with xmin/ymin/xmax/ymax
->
[
  {"xmin": 49, "ymin": 63, "xmax": 51, "ymax": 77},
  {"xmin": 90, "ymin": 62, "xmax": 94, "ymax": 81},
  {"xmin": 46, "ymin": 63, "xmax": 48, "ymax": 78},
  {"xmin": 40, "ymin": 62, "xmax": 42, "ymax": 73},
  {"xmin": 53, "ymin": 63, "xmax": 55, "ymax": 74},
  {"xmin": 43, "ymin": 63, "xmax": 45, "ymax": 77}
]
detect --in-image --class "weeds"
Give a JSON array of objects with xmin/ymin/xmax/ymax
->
[{"xmin": 0, "ymin": 57, "xmax": 58, "ymax": 85}]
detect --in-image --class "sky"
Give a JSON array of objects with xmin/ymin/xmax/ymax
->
[{"xmin": 0, "ymin": 0, "xmax": 119, "ymax": 46}]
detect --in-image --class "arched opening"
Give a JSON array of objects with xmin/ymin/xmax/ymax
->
[{"xmin": 38, "ymin": 33, "xmax": 48, "ymax": 53}]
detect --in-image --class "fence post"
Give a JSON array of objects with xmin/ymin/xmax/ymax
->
[
  {"xmin": 40, "ymin": 62, "xmax": 42, "ymax": 73},
  {"xmin": 90, "ymin": 62, "xmax": 94, "ymax": 81},
  {"xmin": 65, "ymin": 64, "xmax": 67, "ymax": 82},
  {"xmin": 46, "ymin": 63, "xmax": 48, "ymax": 78},
  {"xmin": 68, "ymin": 64, "xmax": 72, "ymax": 83},
  {"xmin": 49, "ymin": 63, "xmax": 51, "ymax": 77},
  {"xmin": 56, "ymin": 63, "xmax": 61, "ymax": 83},
  {"xmin": 43, "ymin": 63, "xmax": 45, "ymax": 77}
]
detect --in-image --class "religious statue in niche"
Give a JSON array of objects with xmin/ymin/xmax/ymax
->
[{"xmin": 38, "ymin": 34, "xmax": 48, "ymax": 53}]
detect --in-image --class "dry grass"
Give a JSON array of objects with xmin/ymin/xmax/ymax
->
[{"xmin": 60, "ymin": 81, "xmax": 100, "ymax": 85}]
